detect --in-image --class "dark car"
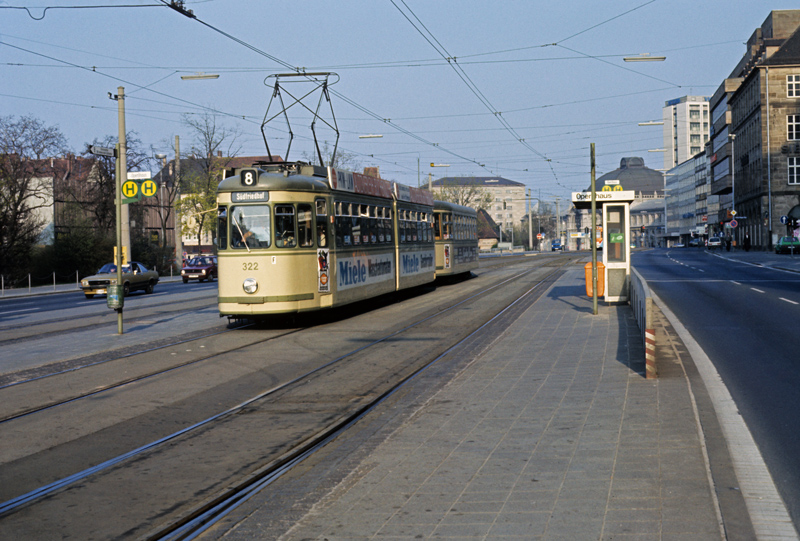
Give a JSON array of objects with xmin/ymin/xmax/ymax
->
[
  {"xmin": 181, "ymin": 255, "xmax": 217, "ymax": 283},
  {"xmin": 688, "ymin": 238, "xmax": 701, "ymax": 247},
  {"xmin": 80, "ymin": 261, "xmax": 159, "ymax": 299},
  {"xmin": 775, "ymin": 236, "xmax": 800, "ymax": 254}
]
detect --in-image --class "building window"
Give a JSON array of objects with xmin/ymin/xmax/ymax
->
[
  {"xmin": 690, "ymin": 134, "xmax": 701, "ymax": 144},
  {"xmin": 690, "ymin": 122, "xmax": 700, "ymax": 132},
  {"xmin": 789, "ymin": 115, "xmax": 800, "ymax": 140},
  {"xmin": 789, "ymin": 75, "xmax": 800, "ymax": 98},
  {"xmin": 790, "ymin": 157, "xmax": 800, "ymax": 185}
]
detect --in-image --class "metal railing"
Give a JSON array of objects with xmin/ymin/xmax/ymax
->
[{"xmin": 629, "ymin": 266, "xmax": 657, "ymax": 379}]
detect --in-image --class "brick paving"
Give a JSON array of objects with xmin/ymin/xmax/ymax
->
[{"xmin": 275, "ymin": 268, "xmax": 731, "ymax": 540}]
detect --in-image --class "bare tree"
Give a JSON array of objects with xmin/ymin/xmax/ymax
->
[
  {"xmin": 302, "ymin": 141, "xmax": 361, "ymax": 171},
  {"xmin": 178, "ymin": 112, "xmax": 242, "ymax": 246},
  {"xmin": 430, "ymin": 178, "xmax": 493, "ymax": 211},
  {"xmin": 63, "ymin": 133, "xmax": 151, "ymax": 233},
  {"xmin": 0, "ymin": 115, "xmax": 68, "ymax": 280}
]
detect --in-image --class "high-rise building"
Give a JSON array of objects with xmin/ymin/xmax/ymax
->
[{"xmin": 662, "ymin": 96, "xmax": 711, "ymax": 170}]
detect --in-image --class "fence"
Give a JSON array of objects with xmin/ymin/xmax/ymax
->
[
  {"xmin": 629, "ymin": 266, "xmax": 657, "ymax": 379},
  {"xmin": 1, "ymin": 266, "xmax": 177, "ymax": 297}
]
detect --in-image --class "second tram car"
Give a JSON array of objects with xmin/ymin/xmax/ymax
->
[
  {"xmin": 433, "ymin": 201, "xmax": 479, "ymax": 276},
  {"xmin": 216, "ymin": 162, "xmax": 442, "ymax": 317}
]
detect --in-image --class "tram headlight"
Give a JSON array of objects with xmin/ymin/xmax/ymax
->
[{"xmin": 242, "ymin": 277, "xmax": 258, "ymax": 294}]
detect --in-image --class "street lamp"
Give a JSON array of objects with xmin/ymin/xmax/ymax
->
[
  {"xmin": 180, "ymin": 73, "xmax": 219, "ymax": 80},
  {"xmin": 358, "ymin": 134, "xmax": 383, "ymax": 139},
  {"xmin": 623, "ymin": 53, "xmax": 666, "ymax": 62},
  {"xmin": 428, "ymin": 163, "xmax": 450, "ymax": 192},
  {"xmin": 638, "ymin": 121, "xmax": 664, "ymax": 126}
]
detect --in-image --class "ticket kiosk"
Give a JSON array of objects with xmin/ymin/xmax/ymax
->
[{"xmin": 572, "ymin": 189, "xmax": 635, "ymax": 302}]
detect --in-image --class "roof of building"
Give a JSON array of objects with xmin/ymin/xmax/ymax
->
[
  {"xmin": 587, "ymin": 157, "xmax": 664, "ymax": 196},
  {"xmin": 762, "ymin": 25, "xmax": 800, "ymax": 66},
  {"xmin": 432, "ymin": 176, "xmax": 525, "ymax": 188},
  {"xmin": 477, "ymin": 208, "xmax": 500, "ymax": 239}
]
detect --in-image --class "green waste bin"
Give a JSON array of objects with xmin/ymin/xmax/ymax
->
[{"xmin": 107, "ymin": 284, "xmax": 124, "ymax": 310}]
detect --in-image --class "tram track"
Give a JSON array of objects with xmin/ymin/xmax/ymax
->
[{"xmin": 0, "ymin": 256, "xmax": 579, "ymax": 539}]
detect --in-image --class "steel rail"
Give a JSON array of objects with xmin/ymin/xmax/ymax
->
[
  {"xmin": 154, "ymin": 265, "xmax": 567, "ymax": 540},
  {"xmin": 0, "ymin": 257, "xmax": 576, "ymax": 521}
]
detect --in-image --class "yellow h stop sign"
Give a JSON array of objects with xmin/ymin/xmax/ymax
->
[
  {"xmin": 122, "ymin": 180, "xmax": 139, "ymax": 198},
  {"xmin": 141, "ymin": 179, "xmax": 157, "ymax": 197}
]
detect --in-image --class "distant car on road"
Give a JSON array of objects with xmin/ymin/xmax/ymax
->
[
  {"xmin": 673, "ymin": 242, "xmax": 685, "ymax": 248},
  {"xmin": 181, "ymin": 255, "xmax": 217, "ymax": 283},
  {"xmin": 775, "ymin": 236, "xmax": 800, "ymax": 254},
  {"xmin": 551, "ymin": 240, "xmax": 562, "ymax": 251},
  {"xmin": 80, "ymin": 261, "xmax": 159, "ymax": 299},
  {"xmin": 707, "ymin": 237, "xmax": 722, "ymax": 249},
  {"xmin": 689, "ymin": 238, "xmax": 701, "ymax": 247}
]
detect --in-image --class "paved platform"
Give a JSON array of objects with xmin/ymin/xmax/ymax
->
[{"xmin": 221, "ymin": 267, "xmax": 781, "ymax": 540}]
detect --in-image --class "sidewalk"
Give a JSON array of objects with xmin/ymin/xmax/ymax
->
[{"xmin": 221, "ymin": 268, "xmax": 765, "ymax": 540}]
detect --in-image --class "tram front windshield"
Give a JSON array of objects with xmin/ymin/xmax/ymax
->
[{"xmin": 231, "ymin": 205, "xmax": 271, "ymax": 249}]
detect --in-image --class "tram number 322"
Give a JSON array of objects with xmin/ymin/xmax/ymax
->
[{"xmin": 242, "ymin": 262, "xmax": 259, "ymax": 271}]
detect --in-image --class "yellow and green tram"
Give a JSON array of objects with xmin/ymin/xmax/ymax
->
[
  {"xmin": 216, "ymin": 162, "xmax": 438, "ymax": 317},
  {"xmin": 433, "ymin": 200, "xmax": 479, "ymax": 276}
]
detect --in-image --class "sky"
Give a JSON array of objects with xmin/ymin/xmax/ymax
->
[{"xmin": 0, "ymin": 1, "xmax": 791, "ymax": 204}]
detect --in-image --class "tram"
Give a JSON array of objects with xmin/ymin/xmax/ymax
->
[
  {"xmin": 433, "ymin": 200, "xmax": 479, "ymax": 276},
  {"xmin": 216, "ymin": 162, "xmax": 440, "ymax": 317}
]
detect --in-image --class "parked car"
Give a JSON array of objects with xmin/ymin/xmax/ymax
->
[
  {"xmin": 551, "ymin": 240, "xmax": 562, "ymax": 251},
  {"xmin": 672, "ymin": 243, "xmax": 685, "ymax": 248},
  {"xmin": 181, "ymin": 255, "xmax": 217, "ymax": 283},
  {"xmin": 80, "ymin": 261, "xmax": 159, "ymax": 299},
  {"xmin": 775, "ymin": 236, "xmax": 800, "ymax": 254},
  {"xmin": 707, "ymin": 236, "xmax": 722, "ymax": 249},
  {"xmin": 688, "ymin": 238, "xmax": 701, "ymax": 247}
]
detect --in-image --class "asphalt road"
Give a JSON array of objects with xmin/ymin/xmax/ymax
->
[{"xmin": 633, "ymin": 247, "xmax": 800, "ymax": 528}]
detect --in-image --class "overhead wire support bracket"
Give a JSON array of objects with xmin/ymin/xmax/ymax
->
[{"xmin": 167, "ymin": 0, "xmax": 195, "ymax": 18}]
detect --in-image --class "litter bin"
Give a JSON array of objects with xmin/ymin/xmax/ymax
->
[{"xmin": 584, "ymin": 261, "xmax": 605, "ymax": 297}]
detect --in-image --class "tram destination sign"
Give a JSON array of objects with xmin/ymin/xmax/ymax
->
[{"xmin": 232, "ymin": 191, "xmax": 269, "ymax": 202}]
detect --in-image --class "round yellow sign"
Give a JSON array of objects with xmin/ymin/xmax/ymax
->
[
  {"xmin": 122, "ymin": 180, "xmax": 139, "ymax": 198},
  {"xmin": 141, "ymin": 179, "xmax": 158, "ymax": 197}
]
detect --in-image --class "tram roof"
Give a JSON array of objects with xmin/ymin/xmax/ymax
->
[
  {"xmin": 434, "ymin": 200, "xmax": 478, "ymax": 216},
  {"xmin": 219, "ymin": 162, "xmax": 434, "ymax": 206}
]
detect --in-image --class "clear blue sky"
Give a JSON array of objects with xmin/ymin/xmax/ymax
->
[{"xmin": 0, "ymin": 1, "xmax": 788, "ymax": 202}]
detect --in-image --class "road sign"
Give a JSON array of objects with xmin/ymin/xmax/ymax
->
[
  {"xmin": 781, "ymin": 215, "xmax": 789, "ymax": 225},
  {"xmin": 122, "ymin": 180, "xmax": 139, "ymax": 199},
  {"xmin": 731, "ymin": 210, "xmax": 737, "ymax": 216},
  {"xmin": 536, "ymin": 233, "xmax": 543, "ymax": 240},
  {"xmin": 127, "ymin": 171, "xmax": 152, "ymax": 180},
  {"xmin": 89, "ymin": 145, "xmax": 115, "ymax": 157},
  {"xmin": 140, "ymin": 179, "xmax": 158, "ymax": 197},
  {"xmin": 730, "ymin": 219, "xmax": 738, "ymax": 228}
]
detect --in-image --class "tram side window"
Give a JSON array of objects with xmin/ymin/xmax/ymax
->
[
  {"xmin": 443, "ymin": 213, "xmax": 453, "ymax": 240},
  {"xmin": 275, "ymin": 205, "xmax": 297, "ymax": 248},
  {"xmin": 383, "ymin": 207, "xmax": 392, "ymax": 243},
  {"xmin": 316, "ymin": 199, "xmax": 328, "ymax": 248},
  {"xmin": 217, "ymin": 206, "xmax": 228, "ymax": 250},
  {"xmin": 298, "ymin": 204, "xmax": 313, "ymax": 247},
  {"xmin": 231, "ymin": 205, "xmax": 271, "ymax": 249}
]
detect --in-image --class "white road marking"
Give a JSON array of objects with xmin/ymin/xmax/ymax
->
[
  {"xmin": 0, "ymin": 307, "xmax": 39, "ymax": 315},
  {"xmin": 780, "ymin": 298, "xmax": 799, "ymax": 305},
  {"xmin": 751, "ymin": 288, "xmax": 765, "ymax": 293}
]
